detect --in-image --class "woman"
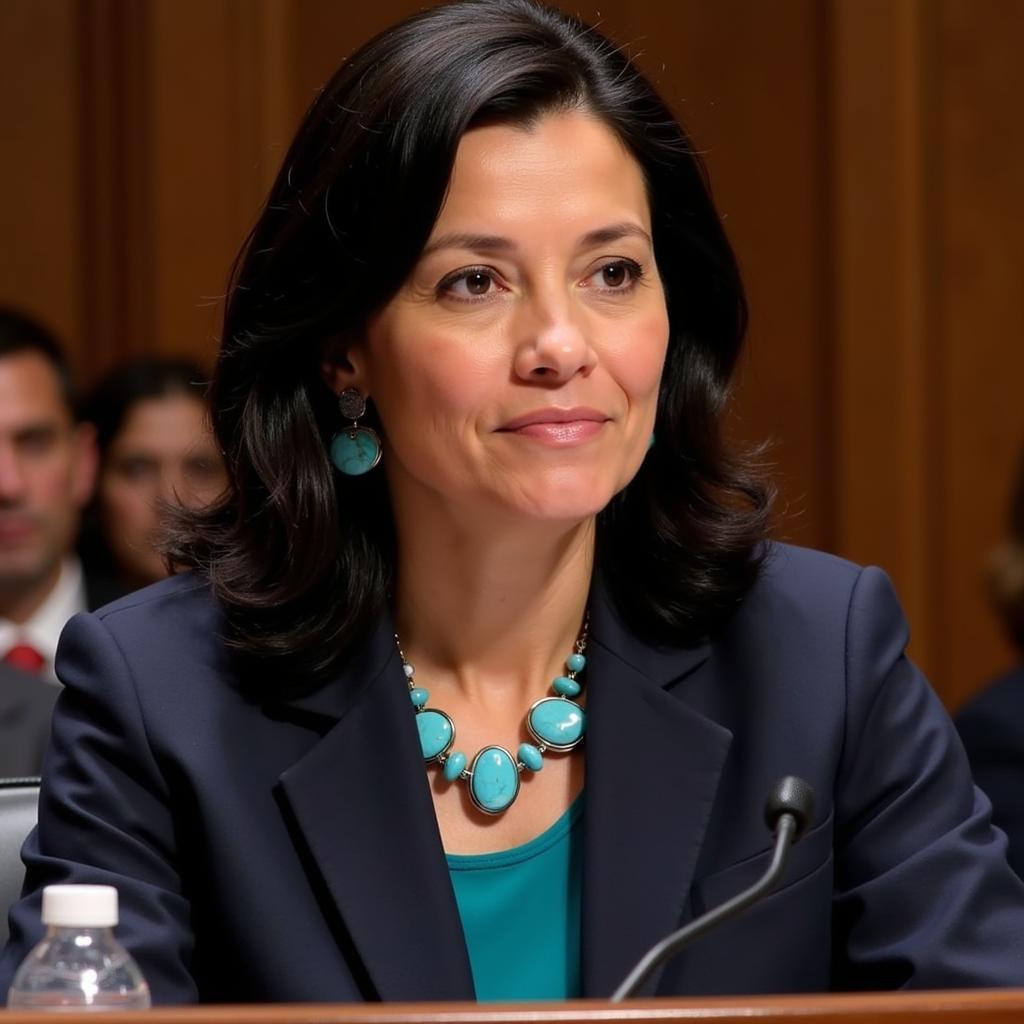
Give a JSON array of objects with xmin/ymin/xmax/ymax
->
[
  {"xmin": 2, "ymin": 0, "xmax": 1023, "ymax": 1004},
  {"xmin": 78, "ymin": 359, "xmax": 227, "ymax": 599},
  {"xmin": 957, "ymin": 446, "xmax": 1024, "ymax": 878}
]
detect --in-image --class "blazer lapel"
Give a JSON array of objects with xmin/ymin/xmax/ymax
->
[
  {"xmin": 581, "ymin": 589, "xmax": 732, "ymax": 997},
  {"xmin": 272, "ymin": 619, "xmax": 474, "ymax": 1001}
]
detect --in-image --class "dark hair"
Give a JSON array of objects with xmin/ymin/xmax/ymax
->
[
  {"xmin": 80, "ymin": 358, "xmax": 210, "ymax": 457},
  {"xmin": 0, "ymin": 307, "xmax": 75, "ymax": 412},
  {"xmin": 988, "ymin": 445, "xmax": 1024, "ymax": 653},
  {"xmin": 170, "ymin": 0, "xmax": 772, "ymax": 686}
]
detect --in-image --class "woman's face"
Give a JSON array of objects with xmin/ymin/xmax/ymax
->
[
  {"xmin": 99, "ymin": 393, "xmax": 226, "ymax": 587},
  {"xmin": 344, "ymin": 109, "xmax": 669, "ymax": 528}
]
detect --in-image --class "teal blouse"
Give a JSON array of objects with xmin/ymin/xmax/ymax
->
[{"xmin": 446, "ymin": 796, "xmax": 584, "ymax": 1001}]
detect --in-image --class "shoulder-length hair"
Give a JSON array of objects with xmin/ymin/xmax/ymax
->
[{"xmin": 169, "ymin": 0, "xmax": 772, "ymax": 687}]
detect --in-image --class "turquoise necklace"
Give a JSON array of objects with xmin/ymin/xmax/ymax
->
[{"xmin": 396, "ymin": 619, "xmax": 588, "ymax": 815}]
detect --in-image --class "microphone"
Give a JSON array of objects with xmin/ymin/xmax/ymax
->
[{"xmin": 610, "ymin": 775, "xmax": 815, "ymax": 1001}]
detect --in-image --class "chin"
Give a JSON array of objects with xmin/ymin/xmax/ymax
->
[{"xmin": 495, "ymin": 476, "xmax": 618, "ymax": 524}]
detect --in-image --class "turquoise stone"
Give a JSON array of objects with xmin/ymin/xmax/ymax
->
[
  {"xmin": 553, "ymin": 675, "xmax": 581, "ymax": 697},
  {"xmin": 330, "ymin": 428, "xmax": 380, "ymax": 476},
  {"xmin": 444, "ymin": 751, "xmax": 467, "ymax": 781},
  {"xmin": 566, "ymin": 653, "xmax": 586, "ymax": 672},
  {"xmin": 518, "ymin": 743, "xmax": 543, "ymax": 772},
  {"xmin": 528, "ymin": 697, "xmax": 585, "ymax": 751},
  {"xmin": 416, "ymin": 709, "xmax": 453, "ymax": 761},
  {"xmin": 469, "ymin": 746, "xmax": 520, "ymax": 814},
  {"xmin": 409, "ymin": 687, "xmax": 429, "ymax": 708}
]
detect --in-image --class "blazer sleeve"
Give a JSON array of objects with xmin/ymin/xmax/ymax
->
[
  {"xmin": 832, "ymin": 566, "xmax": 1024, "ymax": 987},
  {"xmin": 0, "ymin": 611, "xmax": 199, "ymax": 1003}
]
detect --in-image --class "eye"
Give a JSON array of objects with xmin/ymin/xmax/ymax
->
[
  {"xmin": 585, "ymin": 259, "xmax": 643, "ymax": 292},
  {"xmin": 184, "ymin": 456, "xmax": 225, "ymax": 484},
  {"xmin": 15, "ymin": 426, "xmax": 58, "ymax": 457},
  {"xmin": 437, "ymin": 267, "xmax": 503, "ymax": 301},
  {"xmin": 112, "ymin": 456, "xmax": 158, "ymax": 482}
]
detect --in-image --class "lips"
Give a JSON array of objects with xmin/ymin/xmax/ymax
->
[
  {"xmin": 498, "ymin": 407, "xmax": 610, "ymax": 432},
  {"xmin": 0, "ymin": 517, "xmax": 39, "ymax": 545},
  {"xmin": 496, "ymin": 407, "xmax": 610, "ymax": 446}
]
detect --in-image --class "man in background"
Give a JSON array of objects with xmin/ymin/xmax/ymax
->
[
  {"xmin": 0, "ymin": 661, "xmax": 56, "ymax": 776},
  {"xmin": 0, "ymin": 309, "xmax": 97, "ymax": 690}
]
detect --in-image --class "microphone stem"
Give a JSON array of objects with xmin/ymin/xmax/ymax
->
[{"xmin": 610, "ymin": 813, "xmax": 798, "ymax": 1002}]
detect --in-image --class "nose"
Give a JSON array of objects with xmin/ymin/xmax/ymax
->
[
  {"xmin": 512, "ymin": 295, "xmax": 597, "ymax": 384},
  {"xmin": 156, "ymin": 467, "xmax": 184, "ymax": 506},
  {"xmin": 0, "ymin": 441, "xmax": 26, "ymax": 503}
]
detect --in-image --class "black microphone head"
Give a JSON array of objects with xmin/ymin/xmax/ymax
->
[{"xmin": 764, "ymin": 775, "xmax": 815, "ymax": 840}]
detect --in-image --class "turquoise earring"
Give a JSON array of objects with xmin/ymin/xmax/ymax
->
[{"xmin": 329, "ymin": 388, "xmax": 382, "ymax": 475}]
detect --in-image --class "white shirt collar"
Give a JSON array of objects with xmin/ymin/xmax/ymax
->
[{"xmin": 0, "ymin": 557, "xmax": 87, "ymax": 685}]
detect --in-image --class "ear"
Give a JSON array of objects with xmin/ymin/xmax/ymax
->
[
  {"xmin": 70, "ymin": 421, "xmax": 99, "ymax": 509},
  {"xmin": 320, "ymin": 335, "xmax": 370, "ymax": 398}
]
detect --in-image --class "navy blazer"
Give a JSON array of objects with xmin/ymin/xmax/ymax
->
[
  {"xmin": 3, "ymin": 543, "xmax": 1024, "ymax": 1001},
  {"xmin": 956, "ymin": 666, "xmax": 1024, "ymax": 880}
]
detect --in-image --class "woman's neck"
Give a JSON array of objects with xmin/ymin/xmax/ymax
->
[{"xmin": 392, "ymin": 514, "xmax": 594, "ymax": 702}]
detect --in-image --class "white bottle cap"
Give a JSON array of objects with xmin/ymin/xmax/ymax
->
[{"xmin": 41, "ymin": 885, "xmax": 119, "ymax": 928}]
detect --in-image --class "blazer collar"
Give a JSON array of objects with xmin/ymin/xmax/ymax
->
[
  {"xmin": 266, "ymin": 613, "xmax": 397, "ymax": 725},
  {"xmin": 587, "ymin": 578, "xmax": 712, "ymax": 688},
  {"xmin": 581, "ymin": 582, "xmax": 730, "ymax": 997}
]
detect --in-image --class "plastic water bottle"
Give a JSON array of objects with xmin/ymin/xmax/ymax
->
[{"xmin": 6, "ymin": 884, "xmax": 151, "ymax": 1011}]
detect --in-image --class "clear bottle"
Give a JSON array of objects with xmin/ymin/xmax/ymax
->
[{"xmin": 6, "ymin": 884, "xmax": 151, "ymax": 1011}]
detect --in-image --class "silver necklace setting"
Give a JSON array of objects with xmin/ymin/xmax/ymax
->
[{"xmin": 396, "ymin": 619, "xmax": 588, "ymax": 815}]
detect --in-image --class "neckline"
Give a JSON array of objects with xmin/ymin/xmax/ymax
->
[{"xmin": 446, "ymin": 793, "xmax": 584, "ymax": 870}]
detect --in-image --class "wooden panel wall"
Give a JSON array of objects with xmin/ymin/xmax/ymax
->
[
  {"xmin": 0, "ymin": 2, "xmax": 82, "ymax": 360},
  {"xmin": 935, "ymin": 0, "xmax": 1024, "ymax": 705},
  {"xmin": 1, "ymin": 0, "xmax": 1021, "ymax": 709},
  {"xmin": 830, "ymin": 0, "xmax": 936, "ymax": 651}
]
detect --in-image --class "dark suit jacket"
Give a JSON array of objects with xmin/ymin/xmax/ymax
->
[
  {"xmin": 2, "ymin": 544, "xmax": 1024, "ymax": 1002},
  {"xmin": 0, "ymin": 564, "xmax": 117, "ymax": 780},
  {"xmin": 0, "ymin": 664, "xmax": 57, "ymax": 778},
  {"xmin": 0, "ymin": 561, "xmax": 116, "ymax": 783},
  {"xmin": 956, "ymin": 666, "xmax": 1024, "ymax": 880}
]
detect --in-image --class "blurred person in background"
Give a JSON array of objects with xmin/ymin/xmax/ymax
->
[
  {"xmin": 79, "ymin": 359, "xmax": 227, "ymax": 598},
  {"xmin": 957, "ymin": 443, "xmax": 1024, "ymax": 878},
  {"xmin": 0, "ymin": 660, "xmax": 56, "ymax": 776},
  {"xmin": 0, "ymin": 309, "xmax": 97, "ymax": 686}
]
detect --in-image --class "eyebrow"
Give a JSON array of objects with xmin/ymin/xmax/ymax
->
[
  {"xmin": 580, "ymin": 223, "xmax": 653, "ymax": 249},
  {"xmin": 420, "ymin": 221, "xmax": 653, "ymax": 258},
  {"xmin": 13, "ymin": 422, "xmax": 61, "ymax": 442}
]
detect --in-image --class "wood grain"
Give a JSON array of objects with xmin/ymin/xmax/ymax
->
[{"xmin": 6, "ymin": 991, "xmax": 1024, "ymax": 1024}]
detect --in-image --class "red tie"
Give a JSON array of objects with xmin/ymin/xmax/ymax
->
[{"xmin": 3, "ymin": 643, "xmax": 46, "ymax": 674}]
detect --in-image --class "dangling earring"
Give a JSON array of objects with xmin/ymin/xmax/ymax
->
[{"xmin": 329, "ymin": 388, "xmax": 382, "ymax": 475}]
